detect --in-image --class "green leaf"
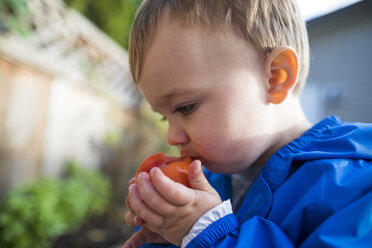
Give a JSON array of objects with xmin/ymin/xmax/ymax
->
[{"xmin": 0, "ymin": 162, "xmax": 112, "ymax": 247}]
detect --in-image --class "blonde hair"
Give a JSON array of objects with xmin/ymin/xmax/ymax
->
[{"xmin": 129, "ymin": 0, "xmax": 309, "ymax": 94}]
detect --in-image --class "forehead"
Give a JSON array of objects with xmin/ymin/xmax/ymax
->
[
  {"xmin": 137, "ymin": 13, "xmax": 264, "ymax": 104},
  {"xmin": 138, "ymin": 18, "xmax": 211, "ymax": 90},
  {"xmin": 139, "ymin": 14, "xmax": 260, "ymax": 80},
  {"xmin": 144, "ymin": 15, "xmax": 218, "ymax": 67}
]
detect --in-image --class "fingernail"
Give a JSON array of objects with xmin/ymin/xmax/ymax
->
[
  {"xmin": 129, "ymin": 184, "xmax": 138, "ymax": 195},
  {"xmin": 128, "ymin": 177, "xmax": 135, "ymax": 185},
  {"xmin": 150, "ymin": 167, "xmax": 158, "ymax": 176},
  {"xmin": 139, "ymin": 172, "xmax": 148, "ymax": 180},
  {"xmin": 194, "ymin": 161, "xmax": 201, "ymax": 173}
]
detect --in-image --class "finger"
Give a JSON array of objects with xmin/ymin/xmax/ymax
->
[
  {"xmin": 125, "ymin": 210, "xmax": 144, "ymax": 226},
  {"xmin": 125, "ymin": 184, "xmax": 136, "ymax": 210},
  {"xmin": 149, "ymin": 167, "xmax": 194, "ymax": 206},
  {"xmin": 188, "ymin": 160, "xmax": 214, "ymax": 192},
  {"xmin": 137, "ymin": 172, "xmax": 176, "ymax": 215},
  {"xmin": 125, "ymin": 198, "xmax": 131, "ymax": 211},
  {"xmin": 128, "ymin": 183, "xmax": 165, "ymax": 226},
  {"xmin": 128, "ymin": 177, "xmax": 135, "ymax": 186}
]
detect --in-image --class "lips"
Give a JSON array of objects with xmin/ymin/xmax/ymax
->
[{"xmin": 181, "ymin": 153, "xmax": 207, "ymax": 165}]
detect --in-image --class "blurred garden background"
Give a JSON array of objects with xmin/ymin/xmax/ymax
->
[
  {"xmin": 0, "ymin": 0, "xmax": 176, "ymax": 247},
  {"xmin": 0, "ymin": 0, "xmax": 371, "ymax": 247}
]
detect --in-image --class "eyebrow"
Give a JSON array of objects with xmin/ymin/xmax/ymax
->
[
  {"xmin": 162, "ymin": 88, "xmax": 199, "ymax": 101},
  {"xmin": 150, "ymin": 87, "xmax": 200, "ymax": 113}
]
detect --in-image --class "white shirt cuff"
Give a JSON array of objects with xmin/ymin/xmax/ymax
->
[{"xmin": 181, "ymin": 199, "xmax": 233, "ymax": 248}]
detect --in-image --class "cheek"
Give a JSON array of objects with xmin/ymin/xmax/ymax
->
[
  {"xmin": 188, "ymin": 123, "xmax": 218, "ymax": 150},
  {"xmin": 187, "ymin": 111, "xmax": 236, "ymax": 159},
  {"xmin": 187, "ymin": 104, "xmax": 268, "ymax": 171}
]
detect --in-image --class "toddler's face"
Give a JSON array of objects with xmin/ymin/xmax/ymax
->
[{"xmin": 138, "ymin": 17, "xmax": 276, "ymax": 173}]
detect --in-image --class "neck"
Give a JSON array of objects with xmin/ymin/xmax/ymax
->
[{"xmin": 254, "ymin": 97, "xmax": 312, "ymax": 166}]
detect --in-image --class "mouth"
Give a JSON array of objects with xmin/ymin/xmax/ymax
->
[
  {"xmin": 180, "ymin": 151, "xmax": 207, "ymax": 165},
  {"xmin": 186, "ymin": 156, "xmax": 207, "ymax": 166}
]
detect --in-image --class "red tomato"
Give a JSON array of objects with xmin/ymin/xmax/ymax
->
[{"xmin": 135, "ymin": 152, "xmax": 192, "ymax": 187}]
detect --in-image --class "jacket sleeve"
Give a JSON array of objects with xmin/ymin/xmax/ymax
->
[
  {"xmin": 184, "ymin": 193, "xmax": 372, "ymax": 248},
  {"xmin": 185, "ymin": 213, "xmax": 294, "ymax": 248},
  {"xmin": 138, "ymin": 208, "xmax": 295, "ymax": 248},
  {"xmin": 182, "ymin": 170, "xmax": 295, "ymax": 247}
]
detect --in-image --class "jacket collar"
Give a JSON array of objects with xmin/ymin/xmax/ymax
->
[{"xmin": 237, "ymin": 116, "xmax": 342, "ymax": 223}]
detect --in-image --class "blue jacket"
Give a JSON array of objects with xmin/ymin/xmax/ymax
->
[{"xmin": 144, "ymin": 116, "xmax": 372, "ymax": 247}]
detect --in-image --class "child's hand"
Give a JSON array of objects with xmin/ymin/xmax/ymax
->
[
  {"xmin": 124, "ymin": 178, "xmax": 169, "ymax": 247},
  {"xmin": 126, "ymin": 160, "xmax": 222, "ymax": 246}
]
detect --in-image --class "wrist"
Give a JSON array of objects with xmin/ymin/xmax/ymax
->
[{"xmin": 181, "ymin": 199, "xmax": 233, "ymax": 248}]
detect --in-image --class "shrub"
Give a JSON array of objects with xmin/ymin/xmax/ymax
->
[{"xmin": 0, "ymin": 162, "xmax": 112, "ymax": 248}]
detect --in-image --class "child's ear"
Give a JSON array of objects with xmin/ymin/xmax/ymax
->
[{"xmin": 265, "ymin": 46, "xmax": 299, "ymax": 104}]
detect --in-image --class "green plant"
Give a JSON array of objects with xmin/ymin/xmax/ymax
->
[
  {"xmin": 0, "ymin": 162, "xmax": 112, "ymax": 248},
  {"xmin": 63, "ymin": 0, "xmax": 142, "ymax": 49}
]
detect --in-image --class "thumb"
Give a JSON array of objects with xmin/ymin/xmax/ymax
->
[{"xmin": 188, "ymin": 160, "xmax": 212, "ymax": 192}]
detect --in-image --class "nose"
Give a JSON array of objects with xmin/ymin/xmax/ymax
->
[{"xmin": 167, "ymin": 120, "xmax": 189, "ymax": 147}]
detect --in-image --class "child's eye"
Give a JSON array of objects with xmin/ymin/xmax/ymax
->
[{"xmin": 173, "ymin": 103, "xmax": 197, "ymax": 116}]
